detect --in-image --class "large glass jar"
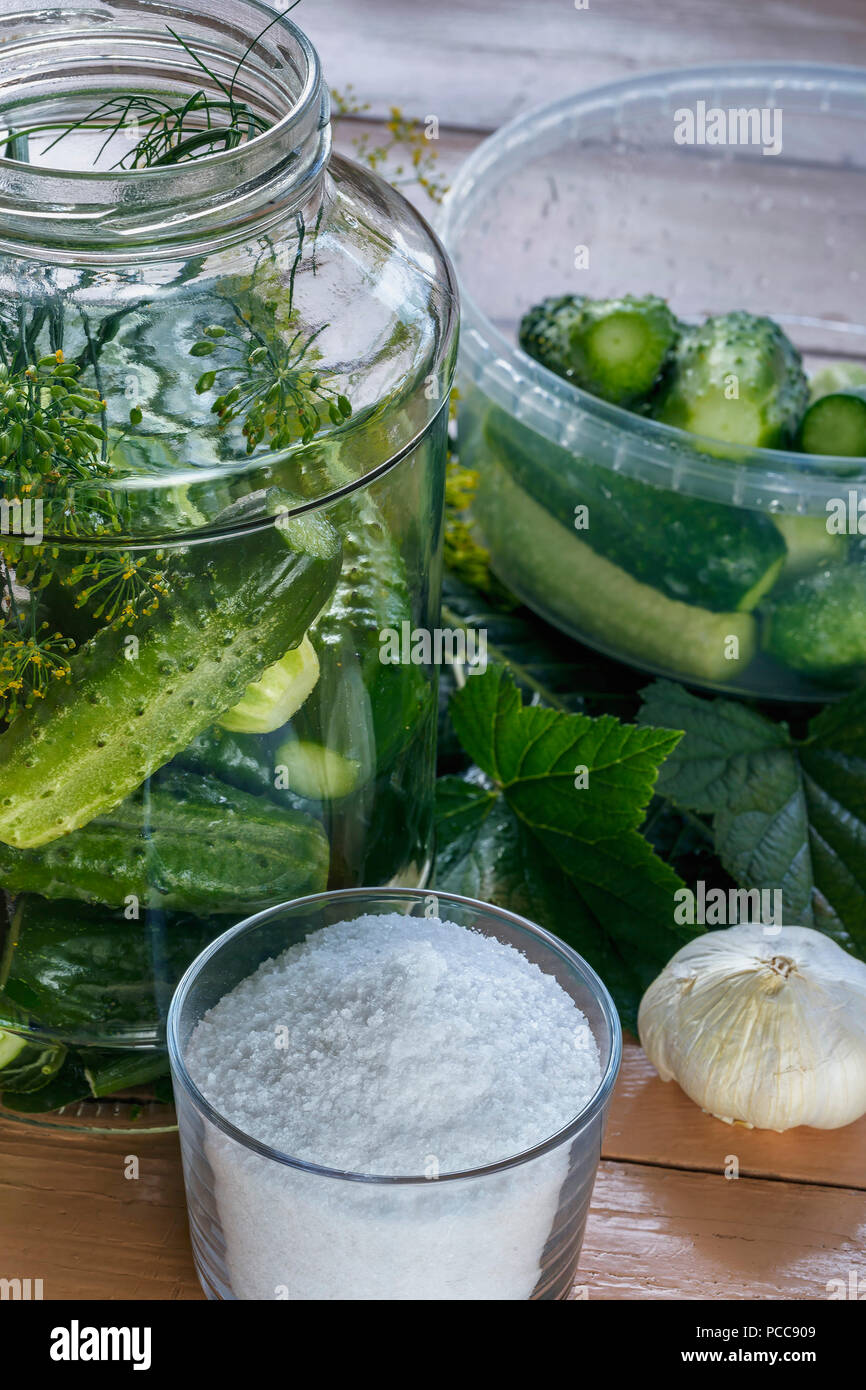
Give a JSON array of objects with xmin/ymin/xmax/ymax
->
[{"xmin": 0, "ymin": 0, "xmax": 458, "ymax": 1125}]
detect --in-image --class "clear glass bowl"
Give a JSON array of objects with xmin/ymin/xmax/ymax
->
[
  {"xmin": 167, "ymin": 888, "xmax": 622, "ymax": 1302},
  {"xmin": 439, "ymin": 64, "xmax": 866, "ymax": 700},
  {"xmin": 0, "ymin": 0, "xmax": 457, "ymax": 1125}
]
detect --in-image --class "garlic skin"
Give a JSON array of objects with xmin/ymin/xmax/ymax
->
[{"xmin": 638, "ymin": 924, "xmax": 866, "ymax": 1132}]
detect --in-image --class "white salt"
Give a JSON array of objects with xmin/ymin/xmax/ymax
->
[{"xmin": 185, "ymin": 913, "xmax": 601, "ymax": 1300}]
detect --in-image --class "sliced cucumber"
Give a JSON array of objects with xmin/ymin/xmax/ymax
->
[
  {"xmin": 798, "ymin": 388, "xmax": 866, "ymax": 458},
  {"xmin": 219, "ymin": 636, "xmax": 320, "ymax": 735},
  {"xmin": 273, "ymin": 739, "xmax": 361, "ymax": 801},
  {"xmin": 0, "ymin": 1029, "xmax": 28, "ymax": 1070},
  {"xmin": 475, "ymin": 463, "xmax": 757, "ymax": 683},
  {"xmin": 773, "ymin": 514, "xmax": 846, "ymax": 579}
]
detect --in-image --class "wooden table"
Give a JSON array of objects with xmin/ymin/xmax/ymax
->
[
  {"xmin": 2, "ymin": 0, "xmax": 865, "ymax": 1302},
  {"xmin": 2, "ymin": 1039, "xmax": 864, "ymax": 1300}
]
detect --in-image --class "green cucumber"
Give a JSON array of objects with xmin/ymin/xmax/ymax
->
[
  {"xmin": 84, "ymin": 1050, "xmax": 170, "ymax": 1098},
  {"xmin": 0, "ymin": 769, "xmax": 330, "ymax": 913},
  {"xmin": 654, "ymin": 311, "xmax": 808, "ymax": 448},
  {"xmin": 520, "ymin": 294, "xmax": 679, "ymax": 405},
  {"xmin": 273, "ymin": 739, "xmax": 362, "ymax": 801},
  {"xmin": 218, "ymin": 636, "xmax": 320, "ymax": 735},
  {"xmin": 475, "ymin": 463, "xmax": 756, "ymax": 683},
  {"xmin": 310, "ymin": 491, "xmax": 430, "ymax": 772},
  {"xmin": 173, "ymin": 726, "xmax": 315, "ymax": 814},
  {"xmin": 772, "ymin": 514, "xmax": 846, "ymax": 579},
  {"xmin": 2, "ymin": 1053, "xmax": 91, "ymax": 1113},
  {"xmin": 0, "ymin": 499, "xmax": 341, "ymax": 849},
  {"xmin": 797, "ymin": 388, "xmax": 866, "ymax": 458},
  {"xmin": 482, "ymin": 407, "xmax": 785, "ymax": 614},
  {"xmin": 762, "ymin": 563, "xmax": 866, "ymax": 682},
  {"xmin": 0, "ymin": 895, "xmax": 218, "ymax": 1033}
]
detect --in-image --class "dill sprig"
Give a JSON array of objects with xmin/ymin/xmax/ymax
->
[
  {"xmin": 63, "ymin": 550, "xmax": 170, "ymax": 628},
  {"xmin": 192, "ymin": 316, "xmax": 351, "ymax": 451},
  {"xmin": 0, "ymin": 351, "xmax": 107, "ymax": 485},
  {"xmin": 5, "ymin": 3, "xmax": 303, "ymax": 171},
  {"xmin": 0, "ymin": 619, "xmax": 75, "ymax": 720},
  {"xmin": 190, "ymin": 216, "xmax": 351, "ymax": 451}
]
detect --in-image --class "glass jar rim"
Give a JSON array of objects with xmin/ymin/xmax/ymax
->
[
  {"xmin": 0, "ymin": 0, "xmax": 329, "ymax": 252},
  {"xmin": 166, "ymin": 887, "xmax": 624, "ymax": 1186}
]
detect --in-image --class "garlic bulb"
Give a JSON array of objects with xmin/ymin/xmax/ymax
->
[{"xmin": 638, "ymin": 924, "xmax": 866, "ymax": 1132}]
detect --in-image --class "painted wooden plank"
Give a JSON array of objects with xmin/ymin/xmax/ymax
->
[
  {"xmin": 581, "ymin": 1160, "xmax": 866, "ymax": 1300},
  {"xmin": 605, "ymin": 1041, "xmax": 866, "ymax": 1192},
  {"xmin": 2, "ymin": 1119, "xmax": 863, "ymax": 1300},
  {"xmin": 306, "ymin": 0, "xmax": 866, "ymax": 132}
]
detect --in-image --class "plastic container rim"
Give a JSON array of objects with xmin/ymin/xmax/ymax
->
[{"xmin": 437, "ymin": 61, "xmax": 866, "ymax": 501}]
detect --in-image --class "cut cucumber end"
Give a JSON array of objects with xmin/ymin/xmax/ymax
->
[
  {"xmin": 218, "ymin": 636, "xmax": 320, "ymax": 735},
  {"xmin": 798, "ymin": 391, "xmax": 866, "ymax": 458},
  {"xmin": 273, "ymin": 739, "xmax": 361, "ymax": 801},
  {"xmin": 772, "ymin": 514, "xmax": 846, "ymax": 579}
]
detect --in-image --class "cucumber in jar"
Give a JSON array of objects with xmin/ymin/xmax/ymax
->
[
  {"xmin": 474, "ymin": 459, "xmax": 757, "ymax": 683},
  {"xmin": 0, "ymin": 497, "xmax": 341, "ymax": 849},
  {"xmin": 653, "ymin": 311, "xmax": 809, "ymax": 448},
  {"xmin": 0, "ymin": 769, "xmax": 330, "ymax": 913},
  {"xmin": 307, "ymin": 490, "xmax": 431, "ymax": 774},
  {"xmin": 762, "ymin": 562, "xmax": 866, "ymax": 683},
  {"xmin": 0, "ymin": 895, "xmax": 219, "ymax": 1034},
  {"xmin": 482, "ymin": 407, "xmax": 786, "ymax": 614}
]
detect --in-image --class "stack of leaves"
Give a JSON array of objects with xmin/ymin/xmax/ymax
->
[{"xmin": 639, "ymin": 682, "xmax": 866, "ymax": 959}]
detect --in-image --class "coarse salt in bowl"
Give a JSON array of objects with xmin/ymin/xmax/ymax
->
[{"xmin": 167, "ymin": 888, "xmax": 622, "ymax": 1301}]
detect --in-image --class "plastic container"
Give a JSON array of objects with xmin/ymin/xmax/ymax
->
[
  {"xmin": 167, "ymin": 888, "xmax": 622, "ymax": 1301},
  {"xmin": 438, "ymin": 64, "xmax": 866, "ymax": 700},
  {"xmin": 0, "ymin": 0, "xmax": 457, "ymax": 1125}
]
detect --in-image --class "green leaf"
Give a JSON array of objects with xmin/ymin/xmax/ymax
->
[
  {"xmin": 638, "ymin": 680, "xmax": 866, "ymax": 956},
  {"xmin": 436, "ymin": 667, "xmax": 694, "ymax": 1030},
  {"xmin": 435, "ymin": 778, "xmax": 646, "ymax": 1032},
  {"xmin": 450, "ymin": 665, "xmax": 684, "ymax": 843}
]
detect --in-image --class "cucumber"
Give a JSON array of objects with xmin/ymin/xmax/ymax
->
[
  {"xmin": 0, "ymin": 895, "xmax": 219, "ymax": 1033},
  {"xmin": 773, "ymin": 514, "xmax": 846, "ymax": 579},
  {"xmin": 218, "ymin": 636, "xmax": 320, "ymax": 735},
  {"xmin": 797, "ymin": 388, "xmax": 866, "ymax": 458},
  {"xmin": 0, "ymin": 769, "xmax": 330, "ymax": 913},
  {"xmin": 272, "ymin": 739, "xmax": 362, "ymax": 801},
  {"xmin": 762, "ymin": 563, "xmax": 866, "ymax": 682},
  {"xmin": 84, "ymin": 1050, "xmax": 170, "ymax": 1098},
  {"xmin": 173, "ymin": 726, "xmax": 315, "ymax": 814},
  {"xmin": 483, "ymin": 407, "xmax": 785, "ymax": 614},
  {"xmin": 654, "ymin": 311, "xmax": 808, "ymax": 448},
  {"xmin": 520, "ymin": 294, "xmax": 679, "ymax": 405},
  {"xmin": 0, "ymin": 499, "xmax": 342, "ymax": 849},
  {"xmin": 475, "ymin": 462, "xmax": 756, "ymax": 683},
  {"xmin": 310, "ymin": 491, "xmax": 430, "ymax": 772}
]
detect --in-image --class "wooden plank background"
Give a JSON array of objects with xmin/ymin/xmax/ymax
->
[{"xmin": 2, "ymin": 1041, "xmax": 864, "ymax": 1300}]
